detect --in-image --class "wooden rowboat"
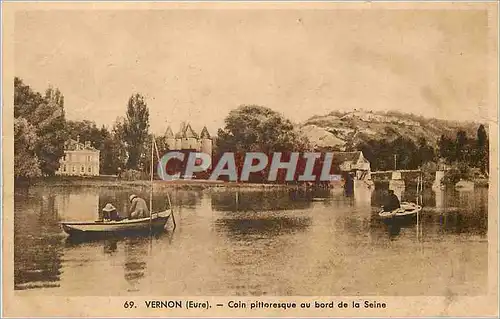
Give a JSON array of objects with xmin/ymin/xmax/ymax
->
[
  {"xmin": 378, "ymin": 202, "xmax": 422, "ymax": 220},
  {"xmin": 60, "ymin": 211, "xmax": 171, "ymax": 236},
  {"xmin": 60, "ymin": 137, "xmax": 178, "ymax": 238}
]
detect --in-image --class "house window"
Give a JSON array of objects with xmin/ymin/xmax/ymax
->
[
  {"xmin": 88, "ymin": 166, "xmax": 92, "ymax": 173},
  {"xmin": 81, "ymin": 166, "xmax": 84, "ymax": 173},
  {"xmin": 63, "ymin": 165, "xmax": 67, "ymax": 172},
  {"xmin": 72, "ymin": 166, "xmax": 76, "ymax": 172}
]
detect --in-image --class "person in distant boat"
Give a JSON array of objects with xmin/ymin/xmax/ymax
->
[
  {"xmin": 383, "ymin": 189, "xmax": 401, "ymax": 212},
  {"xmin": 99, "ymin": 203, "xmax": 122, "ymax": 222},
  {"xmin": 127, "ymin": 194, "xmax": 150, "ymax": 219}
]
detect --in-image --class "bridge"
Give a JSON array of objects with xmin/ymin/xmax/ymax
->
[
  {"xmin": 369, "ymin": 169, "xmax": 447, "ymax": 191},
  {"xmin": 370, "ymin": 169, "xmax": 421, "ymax": 175},
  {"xmin": 369, "ymin": 170, "xmax": 425, "ymax": 190}
]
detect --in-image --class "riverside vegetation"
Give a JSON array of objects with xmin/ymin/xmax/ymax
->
[{"xmin": 14, "ymin": 78, "xmax": 489, "ymax": 186}]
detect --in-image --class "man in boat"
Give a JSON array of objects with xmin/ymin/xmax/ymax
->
[
  {"xmin": 127, "ymin": 194, "xmax": 150, "ymax": 219},
  {"xmin": 383, "ymin": 189, "xmax": 401, "ymax": 212},
  {"xmin": 99, "ymin": 203, "xmax": 122, "ymax": 222}
]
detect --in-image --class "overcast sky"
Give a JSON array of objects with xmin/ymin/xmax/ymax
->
[{"xmin": 15, "ymin": 9, "xmax": 491, "ymax": 135}]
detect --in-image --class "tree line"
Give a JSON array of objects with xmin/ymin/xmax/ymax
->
[
  {"xmin": 14, "ymin": 77, "xmax": 489, "ymax": 182},
  {"xmin": 14, "ymin": 78, "xmax": 156, "ymax": 179}
]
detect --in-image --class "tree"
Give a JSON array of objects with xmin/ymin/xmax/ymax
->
[
  {"xmin": 65, "ymin": 120, "xmax": 107, "ymax": 148},
  {"xmin": 476, "ymin": 124, "xmax": 489, "ymax": 174},
  {"xmin": 14, "ymin": 77, "xmax": 44, "ymax": 120},
  {"xmin": 14, "ymin": 78, "xmax": 67, "ymax": 176},
  {"xmin": 123, "ymin": 94, "xmax": 150, "ymax": 170},
  {"xmin": 34, "ymin": 88, "xmax": 67, "ymax": 175},
  {"xmin": 455, "ymin": 130, "xmax": 467, "ymax": 161},
  {"xmin": 215, "ymin": 105, "xmax": 310, "ymax": 183},
  {"xmin": 100, "ymin": 118, "xmax": 128, "ymax": 175},
  {"xmin": 216, "ymin": 105, "xmax": 310, "ymax": 154},
  {"xmin": 438, "ymin": 134, "xmax": 455, "ymax": 163},
  {"xmin": 154, "ymin": 134, "xmax": 170, "ymax": 156},
  {"xmin": 14, "ymin": 118, "xmax": 42, "ymax": 178},
  {"xmin": 416, "ymin": 137, "xmax": 435, "ymax": 167}
]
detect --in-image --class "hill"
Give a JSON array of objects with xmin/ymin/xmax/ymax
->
[{"xmin": 299, "ymin": 109, "xmax": 485, "ymax": 151}]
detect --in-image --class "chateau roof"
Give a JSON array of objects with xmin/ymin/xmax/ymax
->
[
  {"xmin": 184, "ymin": 123, "xmax": 198, "ymax": 139},
  {"xmin": 174, "ymin": 122, "xmax": 200, "ymax": 139},
  {"xmin": 165, "ymin": 126, "xmax": 174, "ymax": 138},
  {"xmin": 200, "ymin": 126, "xmax": 211, "ymax": 139}
]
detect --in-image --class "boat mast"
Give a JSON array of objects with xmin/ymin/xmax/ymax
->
[{"xmin": 149, "ymin": 135, "xmax": 154, "ymax": 231}]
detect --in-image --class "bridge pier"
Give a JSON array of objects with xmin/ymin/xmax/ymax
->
[
  {"xmin": 389, "ymin": 171, "xmax": 405, "ymax": 190},
  {"xmin": 353, "ymin": 179, "xmax": 373, "ymax": 207},
  {"xmin": 434, "ymin": 188, "xmax": 444, "ymax": 208},
  {"xmin": 433, "ymin": 170, "xmax": 445, "ymax": 189}
]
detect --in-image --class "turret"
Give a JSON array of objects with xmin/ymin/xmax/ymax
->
[
  {"xmin": 200, "ymin": 126, "xmax": 213, "ymax": 156},
  {"xmin": 165, "ymin": 126, "xmax": 175, "ymax": 150},
  {"xmin": 181, "ymin": 123, "xmax": 199, "ymax": 150}
]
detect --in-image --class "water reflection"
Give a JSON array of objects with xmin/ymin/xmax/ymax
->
[
  {"xmin": 14, "ymin": 184, "xmax": 488, "ymax": 296},
  {"xmin": 123, "ymin": 237, "xmax": 148, "ymax": 291},
  {"xmin": 14, "ymin": 192, "xmax": 63, "ymax": 290},
  {"xmin": 215, "ymin": 216, "xmax": 311, "ymax": 238},
  {"xmin": 211, "ymin": 189, "xmax": 313, "ymax": 212}
]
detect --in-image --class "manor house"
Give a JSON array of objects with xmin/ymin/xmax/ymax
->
[{"xmin": 56, "ymin": 136, "xmax": 100, "ymax": 176}]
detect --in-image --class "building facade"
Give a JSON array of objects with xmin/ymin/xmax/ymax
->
[
  {"xmin": 56, "ymin": 138, "xmax": 100, "ymax": 176},
  {"xmin": 164, "ymin": 122, "xmax": 213, "ymax": 155}
]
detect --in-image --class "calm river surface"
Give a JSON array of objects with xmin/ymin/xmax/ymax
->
[{"xmin": 14, "ymin": 184, "xmax": 488, "ymax": 296}]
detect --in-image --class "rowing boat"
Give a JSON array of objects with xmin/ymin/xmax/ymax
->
[
  {"xmin": 60, "ymin": 211, "xmax": 171, "ymax": 236},
  {"xmin": 60, "ymin": 137, "xmax": 176, "ymax": 238},
  {"xmin": 378, "ymin": 202, "xmax": 422, "ymax": 219}
]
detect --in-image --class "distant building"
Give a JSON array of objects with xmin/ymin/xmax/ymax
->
[
  {"xmin": 164, "ymin": 122, "xmax": 213, "ymax": 155},
  {"xmin": 331, "ymin": 151, "xmax": 371, "ymax": 180},
  {"xmin": 56, "ymin": 137, "xmax": 100, "ymax": 176}
]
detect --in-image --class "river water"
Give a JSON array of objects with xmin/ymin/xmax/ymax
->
[{"xmin": 14, "ymin": 184, "xmax": 488, "ymax": 296}]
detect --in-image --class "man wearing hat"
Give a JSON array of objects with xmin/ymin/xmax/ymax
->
[
  {"xmin": 383, "ymin": 189, "xmax": 401, "ymax": 212},
  {"xmin": 127, "ymin": 194, "xmax": 150, "ymax": 219},
  {"xmin": 99, "ymin": 203, "xmax": 122, "ymax": 222}
]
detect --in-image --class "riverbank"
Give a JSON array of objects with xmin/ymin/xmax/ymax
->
[
  {"xmin": 15, "ymin": 175, "xmax": 488, "ymax": 191},
  {"xmin": 14, "ymin": 176, "xmax": 317, "ymax": 192},
  {"xmin": 374, "ymin": 178, "xmax": 489, "ymax": 189}
]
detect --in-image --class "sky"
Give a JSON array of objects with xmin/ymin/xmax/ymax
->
[{"xmin": 14, "ymin": 8, "xmax": 492, "ymax": 135}]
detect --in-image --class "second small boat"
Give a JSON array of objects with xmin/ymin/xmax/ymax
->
[{"xmin": 378, "ymin": 202, "xmax": 422, "ymax": 220}]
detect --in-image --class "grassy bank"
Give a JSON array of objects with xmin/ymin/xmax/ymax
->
[{"xmin": 14, "ymin": 175, "xmax": 309, "ymax": 191}]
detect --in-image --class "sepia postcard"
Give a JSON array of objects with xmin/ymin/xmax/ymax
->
[{"xmin": 1, "ymin": 1, "xmax": 499, "ymax": 318}]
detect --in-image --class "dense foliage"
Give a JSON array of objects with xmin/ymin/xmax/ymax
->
[
  {"xmin": 14, "ymin": 78, "xmax": 152, "ymax": 178},
  {"xmin": 216, "ymin": 105, "xmax": 310, "ymax": 154},
  {"xmin": 354, "ymin": 137, "xmax": 435, "ymax": 171},
  {"xmin": 123, "ymin": 94, "xmax": 150, "ymax": 170},
  {"xmin": 14, "ymin": 78, "xmax": 67, "ymax": 177},
  {"xmin": 14, "ymin": 77, "xmax": 489, "ymax": 185}
]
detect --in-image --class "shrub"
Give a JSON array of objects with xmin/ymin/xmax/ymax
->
[
  {"xmin": 442, "ymin": 162, "xmax": 473, "ymax": 185},
  {"xmin": 121, "ymin": 169, "xmax": 148, "ymax": 181},
  {"xmin": 421, "ymin": 161, "xmax": 438, "ymax": 184},
  {"xmin": 442, "ymin": 168, "xmax": 461, "ymax": 186}
]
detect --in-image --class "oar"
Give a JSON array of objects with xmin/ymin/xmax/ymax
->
[{"xmin": 167, "ymin": 193, "xmax": 176, "ymax": 230}]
